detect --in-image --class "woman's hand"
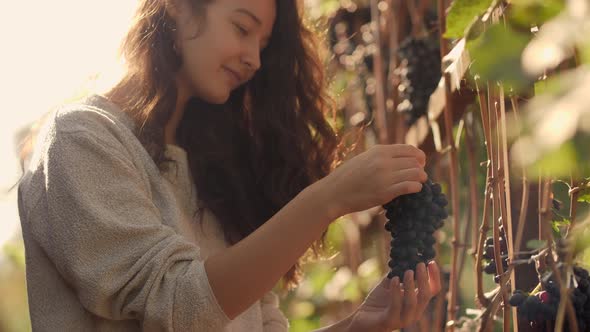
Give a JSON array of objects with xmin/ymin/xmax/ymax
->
[
  {"xmin": 317, "ymin": 144, "xmax": 427, "ymax": 219},
  {"xmin": 347, "ymin": 261, "xmax": 442, "ymax": 332}
]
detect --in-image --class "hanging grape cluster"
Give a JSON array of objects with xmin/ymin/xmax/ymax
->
[
  {"xmin": 482, "ymin": 225, "xmax": 510, "ymax": 283},
  {"xmin": 395, "ymin": 37, "xmax": 442, "ymax": 126},
  {"xmin": 328, "ymin": 6, "xmax": 376, "ymax": 120},
  {"xmin": 328, "ymin": 6, "xmax": 441, "ymax": 126},
  {"xmin": 509, "ymin": 265, "xmax": 590, "ymax": 331},
  {"xmin": 383, "ymin": 179, "xmax": 448, "ymax": 279},
  {"xmin": 328, "ymin": 7, "xmax": 372, "ymax": 69}
]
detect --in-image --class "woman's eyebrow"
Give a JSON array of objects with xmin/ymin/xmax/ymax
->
[{"xmin": 234, "ymin": 8, "xmax": 262, "ymax": 26}]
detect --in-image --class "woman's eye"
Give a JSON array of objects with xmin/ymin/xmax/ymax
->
[{"xmin": 234, "ymin": 23, "xmax": 248, "ymax": 36}]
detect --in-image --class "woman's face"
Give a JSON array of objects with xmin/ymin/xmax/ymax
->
[{"xmin": 172, "ymin": 0, "xmax": 276, "ymax": 104}]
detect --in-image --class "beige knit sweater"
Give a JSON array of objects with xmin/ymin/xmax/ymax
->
[{"xmin": 17, "ymin": 95, "xmax": 289, "ymax": 331}]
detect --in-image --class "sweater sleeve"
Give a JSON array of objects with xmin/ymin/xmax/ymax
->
[
  {"xmin": 260, "ymin": 291, "xmax": 289, "ymax": 332},
  {"xmin": 31, "ymin": 123, "xmax": 232, "ymax": 331}
]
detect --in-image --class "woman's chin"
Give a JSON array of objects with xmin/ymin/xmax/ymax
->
[{"xmin": 200, "ymin": 88, "xmax": 231, "ymax": 105}]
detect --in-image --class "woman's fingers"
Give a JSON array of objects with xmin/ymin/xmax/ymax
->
[
  {"xmin": 391, "ymin": 168, "xmax": 428, "ymax": 184},
  {"xmin": 411, "ymin": 261, "xmax": 443, "ymax": 323},
  {"xmin": 389, "ymin": 157, "xmax": 424, "ymax": 171},
  {"xmin": 400, "ymin": 270, "xmax": 417, "ymax": 326},
  {"xmin": 388, "ymin": 277, "xmax": 402, "ymax": 328},
  {"xmin": 384, "ymin": 144, "xmax": 426, "ymax": 165},
  {"xmin": 427, "ymin": 261, "xmax": 442, "ymax": 295},
  {"xmin": 386, "ymin": 181, "xmax": 423, "ymax": 200},
  {"xmin": 414, "ymin": 263, "xmax": 433, "ymax": 319}
]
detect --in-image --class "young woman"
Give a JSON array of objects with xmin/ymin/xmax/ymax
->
[{"xmin": 17, "ymin": 0, "xmax": 441, "ymax": 331}]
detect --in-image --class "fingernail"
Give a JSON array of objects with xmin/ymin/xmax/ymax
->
[
  {"xmin": 392, "ymin": 277, "xmax": 400, "ymax": 287},
  {"xmin": 405, "ymin": 270, "xmax": 414, "ymax": 281}
]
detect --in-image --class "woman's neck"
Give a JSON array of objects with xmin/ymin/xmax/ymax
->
[
  {"xmin": 164, "ymin": 76, "xmax": 192, "ymax": 146},
  {"xmin": 101, "ymin": 74, "xmax": 191, "ymax": 147}
]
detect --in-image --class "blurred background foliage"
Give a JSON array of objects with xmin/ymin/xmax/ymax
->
[{"xmin": 3, "ymin": 0, "xmax": 590, "ymax": 331}]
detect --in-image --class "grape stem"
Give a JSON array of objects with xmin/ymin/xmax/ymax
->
[{"xmin": 528, "ymin": 282, "xmax": 542, "ymax": 296}]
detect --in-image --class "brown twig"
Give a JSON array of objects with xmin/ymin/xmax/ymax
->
[
  {"xmin": 406, "ymin": 0, "xmax": 428, "ymax": 38},
  {"xmin": 509, "ymin": 97, "xmax": 529, "ymax": 256},
  {"xmin": 454, "ymin": 118, "xmax": 473, "ymax": 291},
  {"xmin": 476, "ymin": 82, "xmax": 514, "ymax": 331},
  {"xmin": 509, "ymin": 96, "xmax": 533, "ymax": 332},
  {"xmin": 480, "ymin": 264, "xmax": 515, "ymax": 331},
  {"xmin": 433, "ymin": 265, "xmax": 446, "ymax": 331},
  {"xmin": 476, "ymin": 169, "xmax": 493, "ymax": 309},
  {"xmin": 539, "ymin": 178, "xmax": 579, "ymax": 332},
  {"xmin": 385, "ymin": 0, "xmax": 400, "ymax": 121},
  {"xmin": 456, "ymin": 213, "xmax": 471, "ymax": 290},
  {"xmin": 475, "ymin": 87, "xmax": 492, "ymax": 308},
  {"xmin": 433, "ymin": 159, "xmax": 447, "ymax": 332},
  {"xmin": 535, "ymin": 179, "xmax": 548, "ymax": 279},
  {"xmin": 465, "ymin": 114, "xmax": 480, "ymax": 263},
  {"xmin": 369, "ymin": 0, "xmax": 389, "ymax": 144},
  {"xmin": 437, "ymin": 0, "xmax": 449, "ymax": 59},
  {"xmin": 569, "ymin": 175, "xmax": 579, "ymax": 228},
  {"xmin": 442, "ymin": 71, "xmax": 460, "ymax": 331},
  {"xmin": 545, "ymin": 248, "xmax": 579, "ymax": 332},
  {"xmin": 486, "ymin": 84, "xmax": 510, "ymax": 331},
  {"xmin": 493, "ymin": 86, "xmax": 512, "ymax": 332}
]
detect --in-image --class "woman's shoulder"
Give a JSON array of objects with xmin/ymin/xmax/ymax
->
[
  {"xmin": 51, "ymin": 94, "xmax": 136, "ymax": 138},
  {"xmin": 23, "ymin": 94, "xmax": 141, "ymax": 175},
  {"xmin": 18, "ymin": 94, "xmax": 144, "ymax": 211}
]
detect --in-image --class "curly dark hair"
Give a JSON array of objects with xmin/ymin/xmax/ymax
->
[{"xmin": 97, "ymin": 0, "xmax": 343, "ymax": 291}]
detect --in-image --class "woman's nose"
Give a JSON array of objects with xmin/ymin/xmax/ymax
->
[{"xmin": 242, "ymin": 43, "xmax": 262, "ymax": 73}]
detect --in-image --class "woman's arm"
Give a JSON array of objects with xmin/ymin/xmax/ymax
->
[
  {"xmin": 204, "ymin": 181, "xmax": 338, "ymax": 320},
  {"xmin": 205, "ymin": 144, "xmax": 427, "ymax": 320}
]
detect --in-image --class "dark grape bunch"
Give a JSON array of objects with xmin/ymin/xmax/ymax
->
[
  {"xmin": 383, "ymin": 179, "xmax": 448, "ymax": 280},
  {"xmin": 395, "ymin": 37, "xmax": 442, "ymax": 126},
  {"xmin": 509, "ymin": 265, "xmax": 590, "ymax": 331},
  {"xmin": 482, "ymin": 225, "xmax": 510, "ymax": 283}
]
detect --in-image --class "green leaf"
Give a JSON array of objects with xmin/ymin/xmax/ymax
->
[
  {"xmin": 509, "ymin": 0, "xmax": 565, "ymax": 28},
  {"xmin": 551, "ymin": 218, "xmax": 570, "ymax": 238},
  {"xmin": 534, "ymin": 76, "xmax": 564, "ymax": 96},
  {"xmin": 342, "ymin": 276, "xmax": 362, "ymax": 302},
  {"xmin": 526, "ymin": 239, "xmax": 547, "ymax": 249},
  {"xmin": 467, "ymin": 24, "xmax": 533, "ymax": 92},
  {"xmin": 289, "ymin": 318, "xmax": 320, "ymax": 332},
  {"xmin": 326, "ymin": 218, "xmax": 346, "ymax": 251},
  {"xmin": 290, "ymin": 301, "xmax": 315, "ymax": 319},
  {"xmin": 578, "ymin": 182, "xmax": 590, "ymax": 203},
  {"xmin": 578, "ymin": 188, "xmax": 590, "ymax": 203},
  {"xmin": 445, "ymin": 0, "xmax": 494, "ymax": 39},
  {"xmin": 527, "ymin": 141, "xmax": 579, "ymax": 178},
  {"xmin": 308, "ymin": 265, "xmax": 336, "ymax": 295},
  {"xmin": 305, "ymin": 0, "xmax": 341, "ymax": 20},
  {"xmin": 318, "ymin": 0, "xmax": 340, "ymax": 16},
  {"xmin": 553, "ymin": 217, "xmax": 570, "ymax": 225},
  {"xmin": 551, "ymin": 224, "xmax": 561, "ymax": 238}
]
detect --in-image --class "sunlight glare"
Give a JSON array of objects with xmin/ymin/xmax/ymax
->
[{"xmin": 0, "ymin": 0, "xmax": 138, "ymax": 250}]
